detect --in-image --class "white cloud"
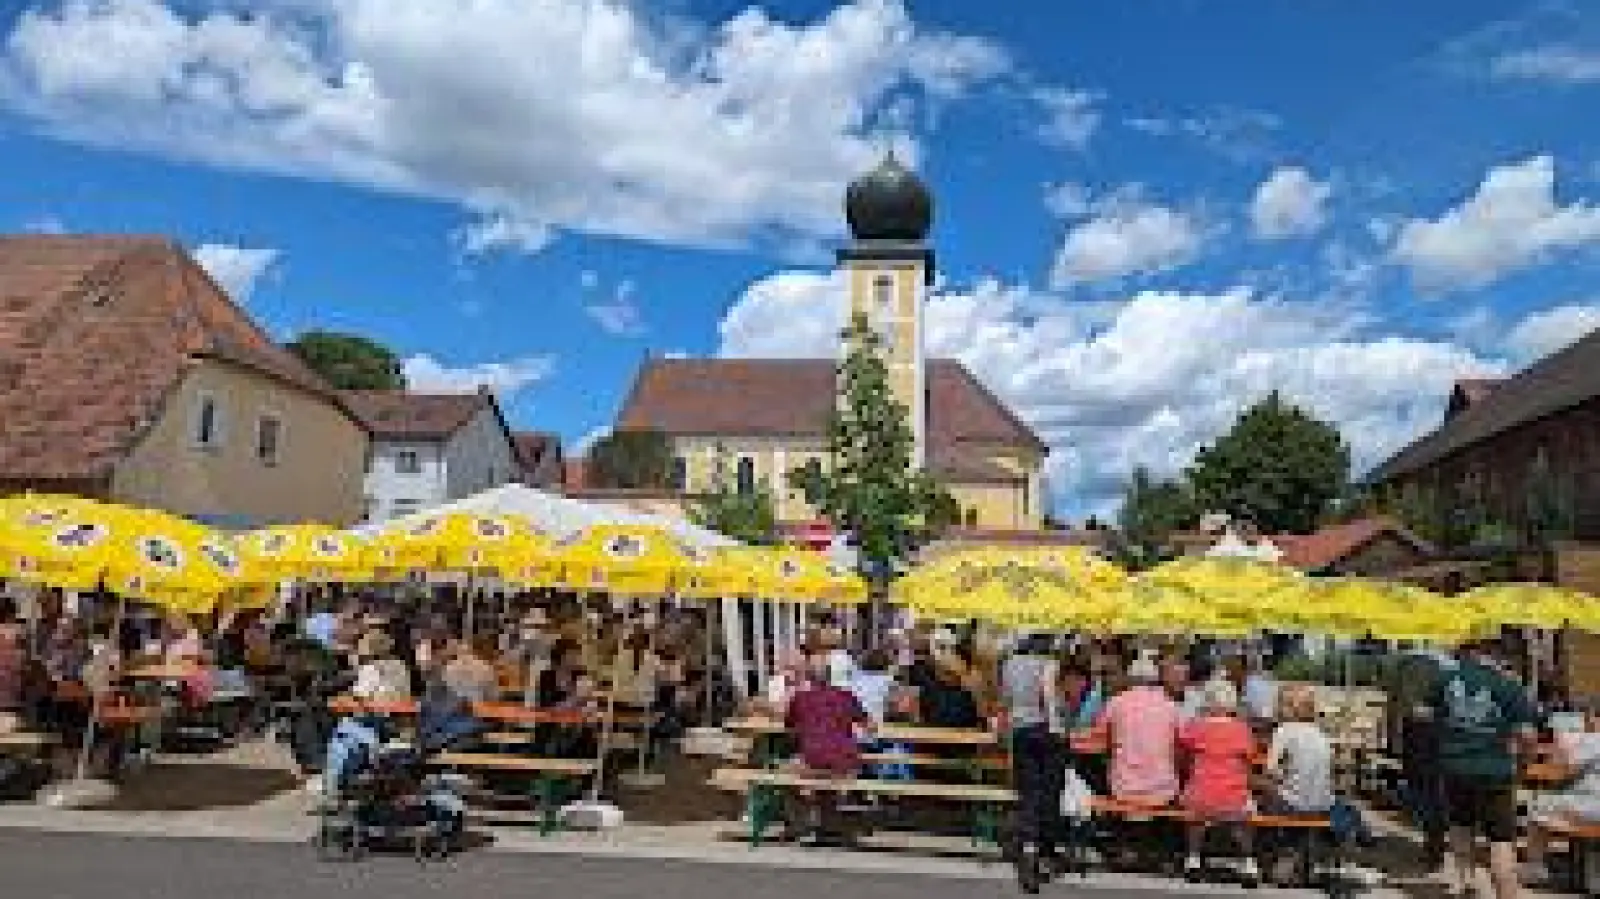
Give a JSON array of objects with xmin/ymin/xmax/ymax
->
[
  {"xmin": 453, "ymin": 212, "xmax": 553, "ymax": 256},
  {"xmin": 573, "ymin": 425, "xmax": 611, "ymax": 455},
  {"xmin": 1504, "ymin": 302, "xmax": 1600, "ymax": 363},
  {"xmin": 21, "ymin": 214, "xmax": 66, "ymax": 234},
  {"xmin": 1250, "ymin": 166, "xmax": 1332, "ymax": 240},
  {"xmin": 1390, "ymin": 155, "xmax": 1600, "ymax": 292},
  {"xmin": 1032, "ymin": 87, "xmax": 1100, "ymax": 150},
  {"xmin": 401, "ymin": 353, "xmax": 554, "ymax": 395},
  {"xmin": 585, "ymin": 280, "xmax": 645, "ymax": 336},
  {"xmin": 1049, "ymin": 196, "xmax": 1207, "ymax": 287},
  {"xmin": 1491, "ymin": 46, "xmax": 1600, "ymax": 84},
  {"xmin": 0, "ymin": 0, "xmax": 1009, "ymax": 251},
  {"xmin": 716, "ymin": 270, "xmax": 1506, "ymax": 514},
  {"xmin": 1125, "ymin": 107, "xmax": 1281, "ymax": 162},
  {"xmin": 192, "ymin": 242, "xmax": 280, "ymax": 302}
]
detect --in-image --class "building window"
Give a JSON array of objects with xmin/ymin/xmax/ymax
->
[
  {"xmin": 256, "ymin": 416, "xmax": 282, "ymax": 466},
  {"xmin": 391, "ymin": 498, "xmax": 422, "ymax": 518},
  {"xmin": 1022, "ymin": 481, "xmax": 1030, "ymax": 518},
  {"xmin": 964, "ymin": 508, "xmax": 979, "ymax": 528},
  {"xmin": 360, "ymin": 497, "xmax": 376, "ymax": 523},
  {"xmin": 736, "ymin": 457, "xmax": 756, "ymax": 495},
  {"xmin": 670, "ymin": 456, "xmax": 688, "ymax": 491},
  {"xmin": 395, "ymin": 450, "xmax": 421, "ymax": 474},
  {"xmin": 193, "ymin": 394, "xmax": 222, "ymax": 450},
  {"xmin": 873, "ymin": 274, "xmax": 895, "ymax": 350}
]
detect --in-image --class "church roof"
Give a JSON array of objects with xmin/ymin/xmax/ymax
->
[
  {"xmin": 0, "ymin": 235, "xmax": 349, "ymax": 481},
  {"xmin": 615, "ymin": 357, "xmax": 1045, "ymax": 481}
]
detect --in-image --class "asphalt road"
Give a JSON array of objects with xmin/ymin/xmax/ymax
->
[{"xmin": 0, "ymin": 830, "xmax": 1224, "ymax": 898}]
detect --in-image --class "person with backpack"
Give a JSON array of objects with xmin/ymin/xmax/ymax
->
[{"xmin": 1428, "ymin": 638, "xmax": 1537, "ymax": 899}]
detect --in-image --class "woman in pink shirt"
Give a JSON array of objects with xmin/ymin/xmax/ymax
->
[
  {"xmin": 1178, "ymin": 679, "xmax": 1258, "ymax": 885},
  {"xmin": 1096, "ymin": 656, "xmax": 1180, "ymax": 805}
]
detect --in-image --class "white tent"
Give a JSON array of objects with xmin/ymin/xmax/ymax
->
[{"xmin": 352, "ymin": 483, "xmax": 738, "ymax": 549}]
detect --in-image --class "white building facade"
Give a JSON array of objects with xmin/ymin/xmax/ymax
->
[{"xmin": 343, "ymin": 390, "xmax": 521, "ymax": 523}]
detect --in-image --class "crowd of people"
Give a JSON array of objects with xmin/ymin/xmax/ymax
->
[{"xmin": 6, "ymin": 585, "xmax": 1600, "ymax": 897}]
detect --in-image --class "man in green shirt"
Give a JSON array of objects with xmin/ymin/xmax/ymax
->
[{"xmin": 1429, "ymin": 638, "xmax": 1536, "ymax": 899}]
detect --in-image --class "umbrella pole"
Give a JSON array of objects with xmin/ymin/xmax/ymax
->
[
  {"xmin": 703, "ymin": 601, "xmax": 717, "ymax": 724},
  {"xmin": 588, "ymin": 598, "xmax": 628, "ymax": 803},
  {"xmin": 464, "ymin": 575, "xmax": 475, "ymax": 644},
  {"xmin": 73, "ymin": 591, "xmax": 127, "ymax": 784}
]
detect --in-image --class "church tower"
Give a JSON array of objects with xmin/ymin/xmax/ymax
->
[{"xmin": 839, "ymin": 151, "xmax": 934, "ymax": 467}]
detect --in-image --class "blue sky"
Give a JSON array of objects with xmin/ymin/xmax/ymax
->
[{"xmin": 3, "ymin": 0, "xmax": 1600, "ymax": 516}]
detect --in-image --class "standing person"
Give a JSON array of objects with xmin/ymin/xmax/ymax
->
[
  {"xmin": 1429, "ymin": 638, "xmax": 1537, "ymax": 899},
  {"xmin": 1002, "ymin": 633, "xmax": 1065, "ymax": 893},
  {"xmin": 1392, "ymin": 645, "xmax": 1452, "ymax": 874},
  {"xmin": 1178, "ymin": 679, "xmax": 1259, "ymax": 886}
]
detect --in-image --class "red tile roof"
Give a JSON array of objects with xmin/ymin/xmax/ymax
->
[
  {"xmin": 1269, "ymin": 517, "xmax": 1433, "ymax": 571},
  {"xmin": 341, "ymin": 390, "xmax": 494, "ymax": 440},
  {"xmin": 615, "ymin": 357, "xmax": 1045, "ymax": 481},
  {"xmin": 0, "ymin": 235, "xmax": 347, "ymax": 481}
]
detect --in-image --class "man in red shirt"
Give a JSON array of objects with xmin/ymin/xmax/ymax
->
[{"xmin": 783, "ymin": 658, "xmax": 872, "ymax": 841}]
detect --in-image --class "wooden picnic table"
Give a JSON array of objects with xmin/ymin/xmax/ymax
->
[
  {"xmin": 723, "ymin": 717, "xmax": 997, "ymax": 747},
  {"xmin": 0, "ymin": 731, "xmax": 57, "ymax": 757},
  {"xmin": 124, "ymin": 663, "xmax": 207, "ymax": 681},
  {"xmin": 326, "ymin": 697, "xmax": 647, "ymax": 728}
]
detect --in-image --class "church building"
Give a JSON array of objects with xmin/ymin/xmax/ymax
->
[{"xmin": 612, "ymin": 154, "xmax": 1048, "ymax": 531}]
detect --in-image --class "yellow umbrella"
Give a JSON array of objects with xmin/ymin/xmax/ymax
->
[
  {"xmin": 1296, "ymin": 579, "xmax": 1467, "ymax": 643},
  {"xmin": 1111, "ymin": 581, "xmax": 1250, "ymax": 637},
  {"xmin": 1458, "ymin": 583, "xmax": 1594, "ymax": 632},
  {"xmin": 825, "ymin": 560, "xmax": 869, "ymax": 604},
  {"xmin": 901, "ymin": 557, "xmax": 1115, "ymax": 630},
  {"xmin": 677, "ymin": 546, "xmax": 754, "ymax": 601},
  {"xmin": 556, "ymin": 524, "xmax": 688, "ymax": 596},
  {"xmin": 236, "ymin": 524, "xmax": 375, "ymax": 583},
  {"xmin": 3, "ymin": 501, "xmax": 243, "ymax": 615},
  {"xmin": 725, "ymin": 546, "xmax": 837, "ymax": 603},
  {"xmin": 369, "ymin": 512, "xmax": 547, "ymax": 576}
]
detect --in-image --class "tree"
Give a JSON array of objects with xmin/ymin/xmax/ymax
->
[
  {"xmin": 287, "ymin": 330, "xmax": 405, "ymax": 390},
  {"xmin": 690, "ymin": 447, "xmax": 779, "ymax": 545},
  {"xmin": 1117, "ymin": 466, "xmax": 1197, "ymax": 550},
  {"xmin": 1185, "ymin": 392, "xmax": 1350, "ymax": 535},
  {"xmin": 788, "ymin": 313, "xmax": 956, "ymax": 588},
  {"xmin": 587, "ymin": 428, "xmax": 672, "ymax": 490}
]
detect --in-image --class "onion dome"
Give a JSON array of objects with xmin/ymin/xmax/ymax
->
[{"xmin": 845, "ymin": 150, "xmax": 933, "ymax": 242}]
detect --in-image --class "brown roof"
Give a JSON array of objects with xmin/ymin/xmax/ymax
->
[
  {"xmin": 0, "ymin": 235, "xmax": 347, "ymax": 480},
  {"xmin": 1371, "ymin": 330, "xmax": 1600, "ymax": 482},
  {"xmin": 341, "ymin": 390, "xmax": 495, "ymax": 440},
  {"xmin": 512, "ymin": 431, "xmax": 563, "ymax": 487},
  {"xmin": 1269, "ymin": 517, "xmax": 1433, "ymax": 571},
  {"xmin": 615, "ymin": 358, "xmax": 1045, "ymax": 467},
  {"xmin": 562, "ymin": 458, "xmax": 589, "ymax": 492},
  {"xmin": 1455, "ymin": 379, "xmax": 1501, "ymax": 405}
]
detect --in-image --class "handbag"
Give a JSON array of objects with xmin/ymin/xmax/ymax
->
[{"xmin": 1059, "ymin": 766, "xmax": 1096, "ymax": 820}]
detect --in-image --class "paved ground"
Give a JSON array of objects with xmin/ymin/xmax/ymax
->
[{"xmin": 0, "ymin": 830, "xmax": 1290, "ymax": 898}]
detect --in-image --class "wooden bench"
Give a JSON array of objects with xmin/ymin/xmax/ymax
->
[
  {"xmin": 430, "ymin": 752, "xmax": 598, "ymax": 835},
  {"xmin": 710, "ymin": 767, "xmax": 1014, "ymax": 848},
  {"xmin": 711, "ymin": 766, "xmax": 1334, "ymax": 883},
  {"xmin": 1542, "ymin": 819, "xmax": 1600, "ymax": 895}
]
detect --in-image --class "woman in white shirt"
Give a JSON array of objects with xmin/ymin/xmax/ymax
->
[{"xmin": 1263, "ymin": 685, "xmax": 1333, "ymax": 814}]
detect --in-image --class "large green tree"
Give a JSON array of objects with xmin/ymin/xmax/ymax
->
[
  {"xmin": 287, "ymin": 331, "xmax": 405, "ymax": 390},
  {"xmin": 789, "ymin": 313, "xmax": 956, "ymax": 585},
  {"xmin": 1117, "ymin": 466, "xmax": 1197, "ymax": 551},
  {"xmin": 587, "ymin": 428, "xmax": 673, "ymax": 490},
  {"xmin": 690, "ymin": 447, "xmax": 779, "ymax": 545},
  {"xmin": 1185, "ymin": 391, "xmax": 1350, "ymax": 534}
]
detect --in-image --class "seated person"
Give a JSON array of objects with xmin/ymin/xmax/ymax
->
[
  {"xmin": 1096, "ymin": 656, "xmax": 1180, "ymax": 807},
  {"xmin": 1523, "ymin": 700, "xmax": 1600, "ymax": 885},
  {"xmin": 1178, "ymin": 679, "xmax": 1259, "ymax": 886},
  {"xmin": 1262, "ymin": 685, "xmax": 1333, "ymax": 815},
  {"xmin": 441, "ymin": 639, "xmax": 498, "ymax": 705},
  {"xmin": 783, "ymin": 658, "xmax": 873, "ymax": 841},
  {"xmin": 349, "ymin": 631, "xmax": 412, "ymax": 704}
]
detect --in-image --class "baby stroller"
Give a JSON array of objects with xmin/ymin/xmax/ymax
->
[{"xmin": 315, "ymin": 686, "xmax": 482, "ymax": 862}]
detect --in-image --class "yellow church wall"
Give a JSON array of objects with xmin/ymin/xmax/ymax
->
[
  {"xmin": 665, "ymin": 435, "xmax": 826, "ymax": 522},
  {"xmin": 950, "ymin": 482, "xmax": 1036, "ymax": 530}
]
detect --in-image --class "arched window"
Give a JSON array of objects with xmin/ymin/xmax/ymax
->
[
  {"xmin": 964, "ymin": 508, "xmax": 978, "ymax": 528},
  {"xmin": 736, "ymin": 457, "xmax": 756, "ymax": 495}
]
